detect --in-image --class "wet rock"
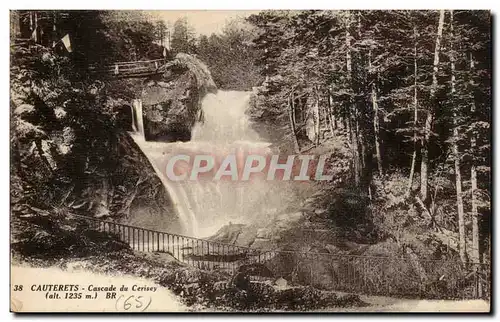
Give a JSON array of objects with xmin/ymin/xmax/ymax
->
[
  {"xmin": 325, "ymin": 244, "xmax": 341, "ymax": 254},
  {"xmin": 275, "ymin": 212, "xmax": 303, "ymax": 231},
  {"xmin": 251, "ymin": 238, "xmax": 276, "ymax": 251},
  {"xmin": 141, "ymin": 54, "xmax": 217, "ymax": 142},
  {"xmin": 314, "ymin": 209, "xmax": 327, "ymax": 216},
  {"xmin": 209, "ymin": 223, "xmax": 245, "ymax": 244},
  {"xmin": 156, "ymin": 81, "xmax": 172, "ymax": 88},
  {"xmin": 277, "ymin": 212, "xmax": 303, "ymax": 222},
  {"xmin": 256, "ymin": 228, "xmax": 272, "ymax": 239},
  {"xmin": 274, "ymin": 277, "xmax": 288, "ymax": 289},
  {"xmin": 236, "ymin": 226, "xmax": 258, "ymax": 247}
]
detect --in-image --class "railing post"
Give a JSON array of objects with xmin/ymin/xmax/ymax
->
[
  {"xmin": 135, "ymin": 228, "xmax": 138, "ymax": 251},
  {"xmin": 177, "ymin": 236, "xmax": 180, "ymax": 260},
  {"xmin": 182, "ymin": 237, "xmax": 186, "ymax": 263},
  {"xmin": 363, "ymin": 258, "xmax": 367, "ymax": 291},
  {"xmin": 309, "ymin": 254, "xmax": 313, "ymax": 287},
  {"xmin": 222, "ymin": 245, "xmax": 225, "ymax": 270},
  {"xmin": 189, "ymin": 239, "xmax": 193, "ymax": 265},
  {"xmin": 127, "ymin": 227, "xmax": 130, "ymax": 249},
  {"xmin": 142, "ymin": 229, "xmax": 145, "ymax": 252},
  {"xmin": 132, "ymin": 228, "xmax": 135, "ymax": 251},
  {"xmin": 197, "ymin": 240, "xmax": 201, "ymax": 269}
]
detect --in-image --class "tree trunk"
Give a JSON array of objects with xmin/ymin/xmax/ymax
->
[
  {"xmin": 452, "ymin": 96, "xmax": 466, "ymax": 265},
  {"xmin": 470, "ymin": 54, "xmax": 483, "ymax": 298},
  {"xmin": 34, "ymin": 12, "xmax": 38, "ymax": 43},
  {"xmin": 369, "ymin": 49, "xmax": 383, "ymax": 176},
  {"xmin": 407, "ymin": 27, "xmax": 419, "ymax": 197},
  {"xmin": 345, "ymin": 115, "xmax": 351, "ymax": 138},
  {"xmin": 449, "ymin": 10, "xmax": 467, "ymax": 264},
  {"xmin": 471, "ymin": 125, "xmax": 482, "ymax": 297},
  {"xmin": 420, "ymin": 9, "xmax": 445, "ymax": 202},
  {"xmin": 356, "ymin": 12, "xmax": 366, "ymax": 172},
  {"xmin": 470, "ymin": 53, "xmax": 481, "ymax": 269},
  {"xmin": 471, "ymin": 151, "xmax": 479, "ymax": 259},
  {"xmin": 324, "ymin": 91, "xmax": 335, "ymax": 138},
  {"xmin": 350, "ymin": 115, "xmax": 361, "ymax": 185},
  {"xmin": 372, "ymin": 85, "xmax": 382, "ymax": 176},
  {"xmin": 328, "ymin": 88, "xmax": 338, "ymax": 129},
  {"xmin": 301, "ymin": 96, "xmax": 306, "ymax": 125},
  {"xmin": 357, "ymin": 113, "xmax": 365, "ymax": 170},
  {"xmin": 314, "ymin": 88, "xmax": 320, "ymax": 146},
  {"xmin": 288, "ymin": 91, "xmax": 300, "ymax": 153},
  {"xmin": 345, "ymin": 15, "xmax": 360, "ymax": 186},
  {"xmin": 52, "ymin": 12, "xmax": 57, "ymax": 47}
]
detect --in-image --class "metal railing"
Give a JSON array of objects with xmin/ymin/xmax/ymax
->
[
  {"xmin": 68, "ymin": 214, "xmax": 490, "ymax": 300},
  {"xmin": 71, "ymin": 213, "xmax": 258, "ymax": 273}
]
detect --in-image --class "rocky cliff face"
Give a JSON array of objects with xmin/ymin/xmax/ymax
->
[
  {"xmin": 106, "ymin": 133, "xmax": 182, "ymax": 232},
  {"xmin": 141, "ymin": 53, "xmax": 217, "ymax": 142},
  {"xmin": 10, "ymin": 49, "xmax": 219, "ymax": 236}
]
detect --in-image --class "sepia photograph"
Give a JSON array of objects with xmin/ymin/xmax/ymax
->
[{"xmin": 8, "ymin": 8, "xmax": 491, "ymax": 313}]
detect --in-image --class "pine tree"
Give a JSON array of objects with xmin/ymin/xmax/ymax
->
[{"xmin": 420, "ymin": 10, "xmax": 445, "ymax": 202}]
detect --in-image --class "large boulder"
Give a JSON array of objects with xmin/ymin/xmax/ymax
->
[
  {"xmin": 141, "ymin": 54, "xmax": 217, "ymax": 142},
  {"xmin": 142, "ymin": 71, "xmax": 199, "ymax": 142}
]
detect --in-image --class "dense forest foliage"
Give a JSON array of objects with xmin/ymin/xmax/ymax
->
[
  {"xmin": 243, "ymin": 10, "xmax": 491, "ymax": 265},
  {"xmin": 168, "ymin": 17, "xmax": 262, "ymax": 90},
  {"xmin": 10, "ymin": 10, "xmax": 171, "ymax": 215}
]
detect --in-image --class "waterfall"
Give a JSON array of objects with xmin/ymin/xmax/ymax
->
[
  {"xmin": 130, "ymin": 90, "xmax": 299, "ymax": 238},
  {"xmin": 132, "ymin": 99, "xmax": 145, "ymax": 140}
]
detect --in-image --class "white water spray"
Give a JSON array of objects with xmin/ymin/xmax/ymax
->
[{"xmin": 130, "ymin": 90, "xmax": 299, "ymax": 238}]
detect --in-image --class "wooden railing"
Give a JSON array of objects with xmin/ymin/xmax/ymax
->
[{"xmin": 88, "ymin": 59, "xmax": 169, "ymax": 78}]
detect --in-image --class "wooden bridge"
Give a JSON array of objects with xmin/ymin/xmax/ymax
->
[
  {"xmin": 88, "ymin": 58, "xmax": 174, "ymax": 79},
  {"xmin": 11, "ymin": 34, "xmax": 173, "ymax": 79}
]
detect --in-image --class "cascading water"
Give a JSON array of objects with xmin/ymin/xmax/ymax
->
[
  {"xmin": 130, "ymin": 90, "xmax": 299, "ymax": 238},
  {"xmin": 132, "ymin": 99, "xmax": 144, "ymax": 138}
]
